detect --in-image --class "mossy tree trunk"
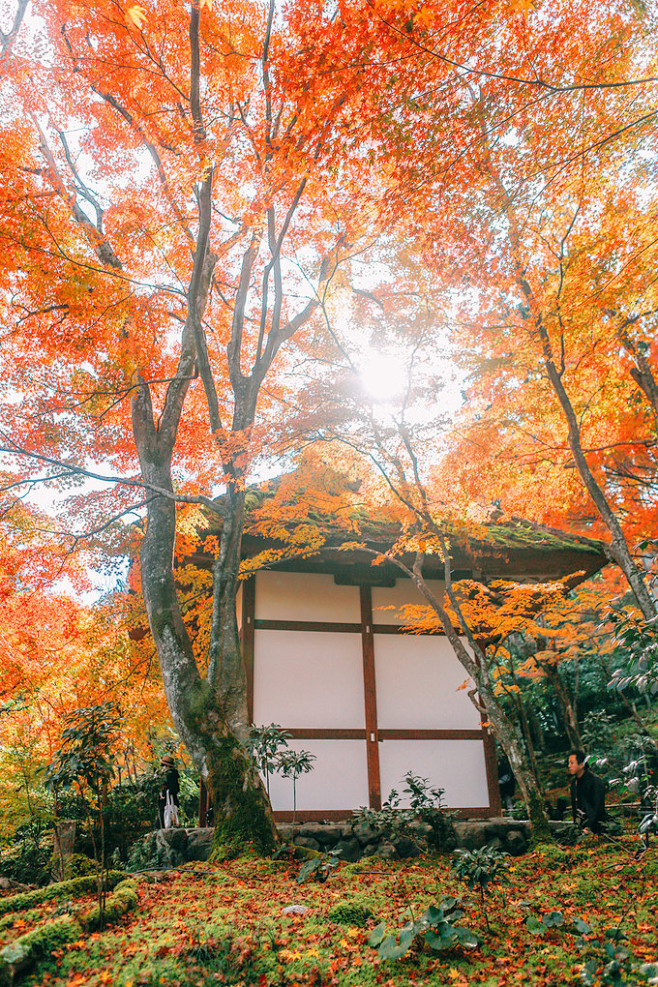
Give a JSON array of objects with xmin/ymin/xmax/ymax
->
[{"xmin": 133, "ymin": 385, "xmax": 279, "ymax": 854}]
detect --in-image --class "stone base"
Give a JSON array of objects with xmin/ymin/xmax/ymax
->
[
  {"xmin": 277, "ymin": 817, "xmax": 578, "ymax": 859},
  {"xmin": 128, "ymin": 817, "xmax": 578, "ymax": 870}
]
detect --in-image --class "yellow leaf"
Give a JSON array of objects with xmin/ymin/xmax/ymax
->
[
  {"xmin": 509, "ymin": 0, "xmax": 535, "ymax": 10},
  {"xmin": 125, "ymin": 5, "xmax": 146, "ymax": 29},
  {"xmin": 200, "ymin": 0, "xmax": 212, "ymax": 10}
]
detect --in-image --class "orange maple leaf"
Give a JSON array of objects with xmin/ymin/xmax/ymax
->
[{"xmin": 125, "ymin": 5, "xmax": 146, "ymax": 29}]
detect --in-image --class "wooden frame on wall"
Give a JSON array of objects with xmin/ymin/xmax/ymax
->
[{"xmin": 241, "ymin": 573, "xmax": 502, "ymax": 820}]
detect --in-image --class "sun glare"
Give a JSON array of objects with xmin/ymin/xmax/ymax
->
[{"xmin": 359, "ymin": 350, "xmax": 407, "ymax": 403}]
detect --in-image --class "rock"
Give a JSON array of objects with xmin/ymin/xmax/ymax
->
[
  {"xmin": 360, "ymin": 843, "xmax": 379, "ymax": 858},
  {"xmin": 185, "ymin": 827, "xmax": 214, "ymax": 861},
  {"xmin": 292, "ymin": 837, "xmax": 321, "ymax": 851},
  {"xmin": 454, "ymin": 822, "xmax": 487, "ymax": 850},
  {"xmin": 295, "ymin": 822, "xmax": 344, "ymax": 846},
  {"xmin": 282, "ymin": 905, "xmax": 309, "ymax": 916},
  {"xmin": 333, "ymin": 838, "xmax": 361, "ymax": 863},
  {"xmin": 392, "ymin": 836, "xmax": 422, "ymax": 859},
  {"xmin": 374, "ymin": 841, "xmax": 398, "ymax": 860},
  {"xmin": 352, "ymin": 817, "xmax": 384, "ymax": 846},
  {"xmin": 51, "ymin": 820, "xmax": 77, "ymax": 882},
  {"xmin": 505, "ymin": 830, "xmax": 528, "ymax": 856},
  {"xmin": 406, "ymin": 820, "xmax": 434, "ymax": 840}
]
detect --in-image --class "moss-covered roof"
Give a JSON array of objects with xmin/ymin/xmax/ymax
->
[{"xmin": 190, "ymin": 472, "xmax": 608, "ymax": 585}]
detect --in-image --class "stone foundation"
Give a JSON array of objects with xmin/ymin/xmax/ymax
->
[
  {"xmin": 129, "ymin": 817, "xmax": 577, "ymax": 869},
  {"xmin": 278, "ymin": 817, "xmax": 578, "ymax": 860}
]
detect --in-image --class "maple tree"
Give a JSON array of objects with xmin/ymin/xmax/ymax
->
[
  {"xmin": 0, "ymin": 0, "xmax": 399, "ymax": 849},
  {"xmin": 321, "ymin": 0, "xmax": 658, "ymax": 615},
  {"xmin": 2, "ymin": 0, "xmax": 657, "ymax": 849},
  {"xmin": 281, "ymin": 0, "xmax": 658, "ymax": 816}
]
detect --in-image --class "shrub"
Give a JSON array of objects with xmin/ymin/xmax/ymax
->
[{"xmin": 327, "ymin": 899, "xmax": 373, "ymax": 927}]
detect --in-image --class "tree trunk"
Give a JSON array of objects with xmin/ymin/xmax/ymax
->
[
  {"xmin": 132, "ymin": 382, "xmax": 279, "ymax": 856},
  {"xmin": 542, "ymin": 661, "xmax": 582, "ymax": 749},
  {"xmin": 406, "ymin": 562, "xmax": 552, "ymax": 842}
]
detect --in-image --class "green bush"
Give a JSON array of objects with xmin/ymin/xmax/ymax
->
[
  {"xmin": 0, "ymin": 832, "xmax": 53, "ymax": 888},
  {"xmin": 327, "ymin": 899, "xmax": 373, "ymax": 927},
  {"xmin": 59, "ymin": 853, "xmax": 96, "ymax": 880}
]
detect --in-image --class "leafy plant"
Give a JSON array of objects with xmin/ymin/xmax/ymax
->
[
  {"xmin": 452, "ymin": 846, "xmax": 510, "ymax": 930},
  {"xmin": 245, "ymin": 724, "xmax": 291, "ymax": 796},
  {"xmin": 276, "ymin": 748, "xmax": 316, "ymax": 826},
  {"xmin": 297, "ymin": 848, "xmax": 342, "ymax": 884},
  {"xmin": 357, "ymin": 771, "xmax": 455, "ymax": 854},
  {"xmin": 607, "ymin": 609, "xmax": 658, "ymax": 699},
  {"xmin": 368, "ymin": 897, "xmax": 479, "ymax": 960},
  {"xmin": 46, "ymin": 702, "xmax": 122, "ymax": 926},
  {"xmin": 525, "ymin": 909, "xmax": 566, "ymax": 936}
]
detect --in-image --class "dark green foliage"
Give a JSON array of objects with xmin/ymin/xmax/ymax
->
[
  {"xmin": 297, "ymin": 849, "xmax": 342, "ymax": 884},
  {"xmin": 526, "ymin": 909, "xmax": 565, "ymax": 935},
  {"xmin": 452, "ymin": 846, "xmax": 511, "ymax": 929},
  {"xmin": 452, "ymin": 846, "xmax": 510, "ymax": 893},
  {"xmin": 46, "ymin": 703, "xmax": 120, "ymax": 797},
  {"xmin": 0, "ymin": 827, "xmax": 53, "ymax": 887},
  {"xmin": 57, "ymin": 852, "xmax": 96, "ymax": 880},
  {"xmin": 327, "ymin": 899, "xmax": 373, "ymax": 927},
  {"xmin": 357, "ymin": 772, "xmax": 456, "ymax": 853},
  {"xmin": 368, "ymin": 898, "xmax": 479, "ymax": 960},
  {"xmin": 245, "ymin": 724, "xmax": 291, "ymax": 796},
  {"xmin": 607, "ymin": 609, "xmax": 658, "ymax": 698}
]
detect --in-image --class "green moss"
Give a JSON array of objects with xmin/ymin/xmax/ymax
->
[
  {"xmin": 537, "ymin": 845, "xmax": 571, "ymax": 869},
  {"xmin": 206, "ymin": 735, "xmax": 279, "ymax": 859},
  {"xmin": 0, "ymin": 871, "xmax": 125, "ymax": 917},
  {"xmin": 327, "ymin": 899, "xmax": 373, "ymax": 927},
  {"xmin": 0, "ymin": 914, "xmax": 81, "ymax": 986},
  {"xmin": 80, "ymin": 879, "xmax": 139, "ymax": 931}
]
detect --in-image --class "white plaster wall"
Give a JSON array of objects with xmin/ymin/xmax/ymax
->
[
  {"xmin": 266, "ymin": 739, "xmax": 370, "ymax": 811},
  {"xmin": 253, "ymin": 629, "xmax": 365, "ymax": 728},
  {"xmin": 371, "ymin": 579, "xmax": 445, "ymax": 625},
  {"xmin": 378, "ymin": 739, "xmax": 489, "ymax": 808},
  {"xmin": 255, "ymin": 571, "xmax": 361, "ymax": 622},
  {"xmin": 374, "ymin": 634, "xmax": 480, "ymax": 729}
]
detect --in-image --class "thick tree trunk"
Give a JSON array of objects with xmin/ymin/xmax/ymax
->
[{"xmin": 132, "ymin": 383, "xmax": 279, "ymax": 855}]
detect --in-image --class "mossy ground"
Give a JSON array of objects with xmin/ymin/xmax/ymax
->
[{"xmin": 3, "ymin": 837, "xmax": 655, "ymax": 987}]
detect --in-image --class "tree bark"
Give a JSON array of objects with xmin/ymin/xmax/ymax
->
[{"xmin": 405, "ymin": 556, "xmax": 552, "ymax": 842}]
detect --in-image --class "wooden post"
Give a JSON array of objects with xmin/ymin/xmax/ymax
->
[{"xmin": 360, "ymin": 584, "xmax": 381, "ymax": 810}]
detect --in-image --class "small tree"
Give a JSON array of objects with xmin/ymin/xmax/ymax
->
[
  {"xmin": 452, "ymin": 846, "xmax": 510, "ymax": 932},
  {"xmin": 46, "ymin": 702, "xmax": 121, "ymax": 924},
  {"xmin": 276, "ymin": 749, "xmax": 316, "ymax": 828},
  {"xmin": 246, "ymin": 724, "xmax": 291, "ymax": 797}
]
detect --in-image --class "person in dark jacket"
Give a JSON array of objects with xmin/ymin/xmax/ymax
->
[
  {"xmin": 158, "ymin": 755, "xmax": 180, "ymax": 828},
  {"xmin": 568, "ymin": 749, "xmax": 607, "ymax": 834},
  {"xmin": 498, "ymin": 753, "xmax": 516, "ymax": 812}
]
